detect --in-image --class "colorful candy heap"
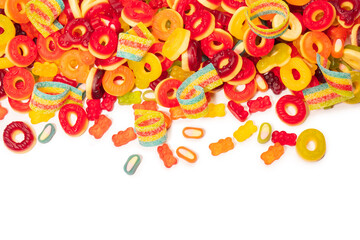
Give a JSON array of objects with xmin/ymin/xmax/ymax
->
[{"xmin": 1, "ymin": 0, "xmax": 360, "ymax": 174}]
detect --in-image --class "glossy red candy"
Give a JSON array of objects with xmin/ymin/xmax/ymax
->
[
  {"xmin": 37, "ymin": 32, "xmax": 65, "ymax": 62},
  {"xmin": 3, "ymin": 121, "xmax": 36, "ymax": 153},
  {"xmin": 58, "ymin": 104, "xmax": 89, "ymax": 136},
  {"xmin": 88, "ymin": 26, "xmax": 118, "ymax": 59},
  {"xmin": 0, "ymin": 70, "xmax": 6, "ymax": 100},
  {"xmin": 185, "ymin": 9, "xmax": 215, "ymax": 41},
  {"xmin": 227, "ymin": 100, "xmax": 249, "ymax": 122},
  {"xmin": 53, "ymin": 74, "xmax": 78, "ymax": 87},
  {"xmin": 276, "ymin": 94, "xmax": 308, "ymax": 125},
  {"xmin": 58, "ymin": 18, "xmax": 94, "ymax": 50},
  {"xmin": 100, "ymin": 92, "xmax": 117, "ymax": 111},
  {"xmin": 181, "ymin": 39, "xmax": 202, "ymax": 72},
  {"xmin": 271, "ymin": 130, "xmax": 297, "ymax": 146},
  {"xmin": 224, "ymin": 80, "xmax": 257, "ymax": 103},
  {"xmin": 86, "ymin": 99, "xmax": 102, "ymax": 121},
  {"xmin": 211, "ymin": 49, "xmax": 242, "ymax": 82},
  {"xmin": 247, "ymin": 96, "xmax": 272, "ymax": 113}
]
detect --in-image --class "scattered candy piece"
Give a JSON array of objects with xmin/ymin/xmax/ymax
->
[
  {"xmin": 261, "ymin": 142, "xmax": 285, "ymax": 165},
  {"xmin": 38, "ymin": 123, "xmax": 56, "ymax": 144},
  {"xmin": 89, "ymin": 115, "xmax": 112, "ymax": 139},
  {"xmin": 176, "ymin": 146, "xmax": 197, "ymax": 163},
  {"xmin": 209, "ymin": 137, "xmax": 234, "ymax": 156},
  {"xmin": 124, "ymin": 154, "xmax": 142, "ymax": 175},
  {"xmin": 257, "ymin": 122, "xmax": 272, "ymax": 144},
  {"xmin": 157, "ymin": 143, "xmax": 177, "ymax": 168},
  {"xmin": 205, "ymin": 103, "xmax": 226, "ymax": 118},
  {"xmin": 271, "ymin": 130, "xmax": 297, "ymax": 146},
  {"xmin": 233, "ymin": 120, "xmax": 257, "ymax": 142},
  {"xmin": 112, "ymin": 127, "xmax": 137, "ymax": 147},
  {"xmin": 296, "ymin": 128, "xmax": 326, "ymax": 161},
  {"xmin": 183, "ymin": 127, "xmax": 204, "ymax": 139},
  {"xmin": 0, "ymin": 104, "xmax": 8, "ymax": 120}
]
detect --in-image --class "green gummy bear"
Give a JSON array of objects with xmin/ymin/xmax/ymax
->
[{"xmin": 117, "ymin": 91, "xmax": 142, "ymax": 105}]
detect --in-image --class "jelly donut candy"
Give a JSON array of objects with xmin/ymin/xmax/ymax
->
[
  {"xmin": 128, "ymin": 53, "xmax": 162, "ymax": 89},
  {"xmin": 272, "ymin": 12, "xmax": 302, "ymax": 42},
  {"xmin": 198, "ymin": 0, "xmax": 220, "ymax": 9},
  {"xmin": 152, "ymin": 9, "xmax": 183, "ymax": 41},
  {"xmin": 3, "ymin": 67, "xmax": 35, "ymax": 100},
  {"xmin": 299, "ymin": 31, "xmax": 332, "ymax": 64},
  {"xmin": 5, "ymin": 35, "xmax": 37, "ymax": 67},
  {"xmin": 124, "ymin": 154, "xmax": 142, "ymax": 175},
  {"xmin": 285, "ymin": 0, "xmax": 310, "ymax": 6},
  {"xmin": 102, "ymin": 65, "xmax": 134, "ymax": 97},
  {"xmin": 228, "ymin": 7, "xmax": 260, "ymax": 41},
  {"xmin": 351, "ymin": 24, "xmax": 360, "ymax": 47},
  {"xmin": 3, "ymin": 121, "xmax": 36, "ymax": 153},
  {"xmin": 162, "ymin": 28, "xmax": 190, "ymax": 61},
  {"xmin": 256, "ymin": 43, "xmax": 292, "ymax": 74},
  {"xmin": 0, "ymin": 14, "xmax": 16, "ymax": 56},
  {"xmin": 243, "ymin": 27, "xmax": 274, "ymax": 57},
  {"xmin": 327, "ymin": 25, "xmax": 348, "ymax": 59},
  {"xmin": 228, "ymin": 57, "xmax": 256, "ymax": 86},
  {"xmin": 58, "ymin": 18, "xmax": 93, "ymax": 51},
  {"xmin": 303, "ymin": 1, "xmax": 336, "ymax": 32},
  {"xmin": 155, "ymin": 78, "xmax": 182, "ymax": 108},
  {"xmin": 59, "ymin": 49, "xmax": 89, "ymax": 83},
  {"xmin": 296, "ymin": 128, "xmax": 326, "ymax": 161},
  {"xmin": 211, "ymin": 49, "xmax": 243, "ymax": 82},
  {"xmin": 280, "ymin": 57, "xmax": 312, "ymax": 91},
  {"xmin": 221, "ymin": 0, "xmax": 246, "ymax": 14},
  {"xmin": 117, "ymin": 32, "xmax": 153, "ymax": 62},
  {"xmin": 185, "ymin": 9, "xmax": 215, "ymax": 41},
  {"xmin": 88, "ymin": 26, "xmax": 117, "ymax": 59},
  {"xmin": 85, "ymin": 67, "xmax": 105, "ymax": 99},
  {"xmin": 36, "ymin": 32, "xmax": 65, "ymax": 62},
  {"xmin": 176, "ymin": 146, "xmax": 197, "ymax": 163},
  {"xmin": 181, "ymin": 40, "xmax": 202, "ymax": 72},
  {"xmin": 245, "ymin": 0, "xmax": 290, "ymax": 39},
  {"xmin": 58, "ymin": 103, "xmax": 88, "ymax": 137},
  {"xmin": 95, "ymin": 54, "xmax": 126, "ymax": 71},
  {"xmin": 223, "ymin": 80, "xmax": 257, "ymax": 103},
  {"xmin": 38, "ymin": 123, "xmax": 56, "ymax": 143},
  {"xmin": 8, "ymin": 97, "xmax": 31, "ymax": 113},
  {"xmin": 209, "ymin": 137, "xmax": 234, "ymax": 156},
  {"xmin": 201, "ymin": 28, "xmax": 233, "ymax": 59},
  {"xmin": 4, "ymin": 0, "xmax": 29, "ymax": 23},
  {"xmin": 257, "ymin": 122, "xmax": 272, "ymax": 144},
  {"xmin": 332, "ymin": 0, "xmax": 360, "ymax": 28},
  {"xmin": 276, "ymin": 94, "xmax": 308, "ymax": 125},
  {"xmin": 121, "ymin": 0, "xmax": 155, "ymax": 27}
]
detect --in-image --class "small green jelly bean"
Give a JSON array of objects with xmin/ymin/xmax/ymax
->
[{"xmin": 257, "ymin": 122, "xmax": 272, "ymax": 144}]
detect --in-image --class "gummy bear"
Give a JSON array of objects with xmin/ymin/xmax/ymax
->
[
  {"xmin": 157, "ymin": 143, "xmax": 178, "ymax": 168},
  {"xmin": 112, "ymin": 127, "xmax": 137, "ymax": 147},
  {"xmin": 32, "ymin": 62, "xmax": 58, "ymax": 77},
  {"xmin": 261, "ymin": 142, "xmax": 285, "ymax": 165},
  {"xmin": 271, "ymin": 130, "xmax": 297, "ymax": 146},
  {"xmin": 100, "ymin": 92, "xmax": 117, "ymax": 111},
  {"xmin": 262, "ymin": 68, "xmax": 286, "ymax": 95},
  {"xmin": 117, "ymin": 91, "xmax": 142, "ymax": 105},
  {"xmin": 209, "ymin": 137, "xmax": 235, "ymax": 156},
  {"xmin": 0, "ymin": 103, "xmax": 8, "ymax": 120},
  {"xmin": 89, "ymin": 115, "xmax": 112, "ymax": 139},
  {"xmin": 247, "ymin": 96, "xmax": 272, "ymax": 114},
  {"xmin": 233, "ymin": 120, "xmax": 258, "ymax": 142},
  {"xmin": 86, "ymin": 99, "xmax": 102, "ymax": 121},
  {"xmin": 227, "ymin": 100, "xmax": 249, "ymax": 122},
  {"xmin": 132, "ymin": 101, "xmax": 158, "ymax": 111},
  {"xmin": 28, "ymin": 110, "xmax": 55, "ymax": 124},
  {"xmin": 205, "ymin": 103, "xmax": 226, "ymax": 118}
]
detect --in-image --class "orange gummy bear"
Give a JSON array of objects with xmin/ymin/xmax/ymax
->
[
  {"xmin": 132, "ymin": 101, "xmax": 158, "ymax": 111},
  {"xmin": 209, "ymin": 137, "xmax": 235, "ymax": 156},
  {"xmin": 261, "ymin": 142, "xmax": 285, "ymax": 165},
  {"xmin": 0, "ymin": 104, "xmax": 8, "ymax": 120},
  {"xmin": 169, "ymin": 106, "xmax": 186, "ymax": 120},
  {"xmin": 112, "ymin": 127, "xmax": 137, "ymax": 147},
  {"xmin": 157, "ymin": 143, "xmax": 178, "ymax": 168},
  {"xmin": 89, "ymin": 115, "xmax": 112, "ymax": 139}
]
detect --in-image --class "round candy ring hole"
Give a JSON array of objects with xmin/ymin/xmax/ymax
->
[
  {"xmin": 292, "ymin": 69, "xmax": 301, "ymax": 80},
  {"xmin": 99, "ymin": 35, "xmax": 110, "ymax": 46},
  {"xmin": 185, "ymin": 4, "xmax": 196, "ymax": 15},
  {"xmin": 0, "ymin": 27, "xmax": 4, "ymax": 34},
  {"xmin": 255, "ymin": 36, "xmax": 266, "ymax": 47},
  {"xmin": 340, "ymin": 1, "xmax": 353, "ymax": 10},
  {"xmin": 285, "ymin": 103, "xmax": 298, "ymax": 116},
  {"xmin": 312, "ymin": 43, "xmax": 319, "ymax": 52},
  {"xmin": 17, "ymin": 3, "xmax": 26, "ymax": 13},
  {"xmin": 68, "ymin": 112, "xmax": 78, "ymax": 127},
  {"xmin": 235, "ymin": 84, "xmax": 246, "ymax": 92},
  {"xmin": 12, "ymin": 130, "xmax": 25, "ymax": 143},
  {"xmin": 219, "ymin": 58, "xmax": 230, "ymax": 68},
  {"xmin": 113, "ymin": 75, "xmax": 124, "ymax": 86},
  {"xmin": 165, "ymin": 20, "xmax": 171, "ymax": 29},
  {"xmin": 47, "ymin": 39, "xmax": 56, "ymax": 52},
  {"xmin": 18, "ymin": 45, "xmax": 29, "ymax": 56},
  {"xmin": 211, "ymin": 41, "xmax": 224, "ymax": 50},
  {"xmin": 306, "ymin": 140, "xmax": 316, "ymax": 151},
  {"xmin": 144, "ymin": 63, "xmax": 151, "ymax": 72},
  {"xmin": 14, "ymin": 78, "xmax": 25, "ymax": 89},
  {"xmin": 72, "ymin": 26, "xmax": 86, "ymax": 37},
  {"xmin": 193, "ymin": 18, "xmax": 203, "ymax": 29},
  {"xmin": 69, "ymin": 59, "xmax": 79, "ymax": 69},
  {"xmin": 167, "ymin": 88, "xmax": 176, "ymax": 98},
  {"xmin": 312, "ymin": 10, "xmax": 325, "ymax": 21},
  {"xmin": 154, "ymin": 52, "xmax": 164, "ymax": 61}
]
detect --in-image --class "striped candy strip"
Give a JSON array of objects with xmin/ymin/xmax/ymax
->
[
  {"xmin": 29, "ymin": 81, "xmax": 83, "ymax": 114},
  {"xmin": 245, "ymin": 0, "xmax": 289, "ymax": 39},
  {"xmin": 26, "ymin": 0, "xmax": 64, "ymax": 38},
  {"xmin": 176, "ymin": 63, "xmax": 223, "ymax": 119},
  {"xmin": 303, "ymin": 54, "xmax": 354, "ymax": 110}
]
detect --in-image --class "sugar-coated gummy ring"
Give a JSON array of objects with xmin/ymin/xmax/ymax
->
[
  {"xmin": 37, "ymin": 32, "xmax": 65, "ymax": 62},
  {"xmin": 296, "ymin": 128, "xmax": 326, "ymax": 161},
  {"xmin": 5, "ymin": 35, "xmax": 37, "ymax": 67},
  {"xmin": 276, "ymin": 94, "xmax": 308, "ymax": 125},
  {"xmin": 124, "ymin": 154, "xmax": 142, "ymax": 175},
  {"xmin": 152, "ymin": 9, "xmax": 183, "ymax": 41},
  {"xmin": 201, "ymin": 28, "xmax": 233, "ymax": 59},
  {"xmin": 303, "ymin": 1, "xmax": 336, "ymax": 32},
  {"xmin": 243, "ymin": 27, "xmax": 275, "ymax": 57},
  {"xmin": 85, "ymin": 67, "xmax": 105, "ymax": 100},
  {"xmin": 8, "ymin": 97, "xmax": 31, "ymax": 113},
  {"xmin": 185, "ymin": 9, "xmax": 215, "ymax": 41},
  {"xmin": 3, "ymin": 67, "xmax": 35, "ymax": 100},
  {"xmin": 211, "ymin": 49, "xmax": 243, "ymax": 82},
  {"xmin": 88, "ymin": 26, "xmax": 118, "ymax": 59},
  {"xmin": 280, "ymin": 57, "xmax": 312, "ymax": 91},
  {"xmin": 4, "ymin": 0, "xmax": 29, "ymax": 23},
  {"xmin": 155, "ymin": 78, "xmax": 182, "ymax": 108},
  {"xmin": 58, "ymin": 104, "xmax": 88, "ymax": 137},
  {"xmin": 223, "ymin": 80, "xmax": 257, "ymax": 103},
  {"xmin": 102, "ymin": 65, "xmax": 135, "ymax": 97},
  {"xmin": 3, "ymin": 121, "xmax": 36, "ymax": 153},
  {"xmin": 299, "ymin": 31, "xmax": 332, "ymax": 64}
]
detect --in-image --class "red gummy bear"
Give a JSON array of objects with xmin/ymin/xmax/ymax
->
[
  {"xmin": 247, "ymin": 95, "xmax": 272, "ymax": 114},
  {"xmin": 271, "ymin": 130, "xmax": 297, "ymax": 146},
  {"xmin": 101, "ymin": 92, "xmax": 117, "ymax": 111},
  {"xmin": 227, "ymin": 100, "xmax": 249, "ymax": 122},
  {"xmin": 86, "ymin": 99, "xmax": 102, "ymax": 121},
  {"xmin": 157, "ymin": 143, "xmax": 177, "ymax": 168}
]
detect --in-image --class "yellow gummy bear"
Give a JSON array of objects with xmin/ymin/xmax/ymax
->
[
  {"xmin": 205, "ymin": 103, "xmax": 226, "ymax": 118},
  {"xmin": 28, "ymin": 110, "xmax": 55, "ymax": 124},
  {"xmin": 32, "ymin": 62, "xmax": 58, "ymax": 77},
  {"xmin": 233, "ymin": 120, "xmax": 258, "ymax": 142}
]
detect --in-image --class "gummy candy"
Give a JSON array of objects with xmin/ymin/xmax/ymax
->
[
  {"xmin": 271, "ymin": 130, "xmax": 297, "ymax": 146},
  {"xmin": 0, "ymin": 103, "xmax": 8, "ymax": 120},
  {"xmin": 257, "ymin": 122, "xmax": 272, "ymax": 144},
  {"xmin": 233, "ymin": 120, "xmax": 257, "ymax": 142},
  {"xmin": 209, "ymin": 137, "xmax": 234, "ymax": 156},
  {"xmin": 182, "ymin": 127, "xmax": 204, "ymax": 139},
  {"xmin": 124, "ymin": 154, "xmax": 142, "ymax": 175},
  {"xmin": 32, "ymin": 62, "xmax": 58, "ymax": 77},
  {"xmin": 118, "ymin": 91, "xmax": 142, "ymax": 105},
  {"xmin": 205, "ymin": 103, "xmax": 226, "ymax": 118},
  {"xmin": 3, "ymin": 121, "xmax": 36, "ymax": 153},
  {"xmin": 247, "ymin": 96, "xmax": 272, "ymax": 114},
  {"xmin": 227, "ymin": 100, "xmax": 249, "ymax": 122},
  {"xmin": 112, "ymin": 127, "xmax": 137, "ymax": 147},
  {"xmin": 58, "ymin": 104, "xmax": 89, "ymax": 137},
  {"xmin": 296, "ymin": 128, "xmax": 326, "ymax": 161},
  {"xmin": 38, "ymin": 123, "xmax": 56, "ymax": 144},
  {"xmin": 261, "ymin": 142, "xmax": 285, "ymax": 165},
  {"xmin": 89, "ymin": 114, "xmax": 112, "ymax": 139},
  {"xmin": 157, "ymin": 143, "xmax": 177, "ymax": 168},
  {"xmin": 169, "ymin": 106, "xmax": 186, "ymax": 120},
  {"xmin": 176, "ymin": 146, "xmax": 197, "ymax": 163}
]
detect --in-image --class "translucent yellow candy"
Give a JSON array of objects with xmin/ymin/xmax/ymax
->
[
  {"xmin": 256, "ymin": 43, "xmax": 292, "ymax": 74},
  {"xmin": 162, "ymin": 28, "xmax": 190, "ymax": 61},
  {"xmin": 233, "ymin": 120, "xmax": 258, "ymax": 142}
]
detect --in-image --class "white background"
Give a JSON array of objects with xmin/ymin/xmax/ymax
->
[{"xmin": 1, "ymin": 88, "xmax": 360, "ymax": 240}]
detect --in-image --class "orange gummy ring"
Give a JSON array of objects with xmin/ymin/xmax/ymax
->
[
  {"xmin": 300, "ymin": 31, "xmax": 332, "ymax": 64},
  {"xmin": 152, "ymin": 9, "xmax": 183, "ymax": 41},
  {"xmin": 285, "ymin": 0, "xmax": 311, "ymax": 6},
  {"xmin": 59, "ymin": 50, "xmax": 89, "ymax": 83},
  {"xmin": 102, "ymin": 65, "xmax": 135, "ymax": 97},
  {"xmin": 4, "ymin": 0, "xmax": 30, "ymax": 23}
]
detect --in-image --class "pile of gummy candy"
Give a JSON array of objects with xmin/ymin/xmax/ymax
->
[{"xmin": 0, "ymin": 0, "xmax": 359, "ymax": 174}]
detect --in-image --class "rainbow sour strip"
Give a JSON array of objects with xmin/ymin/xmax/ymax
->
[
  {"xmin": 176, "ymin": 63, "xmax": 223, "ymax": 119},
  {"xmin": 245, "ymin": 0, "xmax": 290, "ymax": 39},
  {"xmin": 30, "ymin": 81, "xmax": 83, "ymax": 114},
  {"xmin": 303, "ymin": 54, "xmax": 354, "ymax": 110}
]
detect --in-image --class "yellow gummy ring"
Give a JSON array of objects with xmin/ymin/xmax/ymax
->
[
  {"xmin": 296, "ymin": 128, "xmax": 326, "ymax": 161},
  {"xmin": 280, "ymin": 57, "xmax": 312, "ymax": 91}
]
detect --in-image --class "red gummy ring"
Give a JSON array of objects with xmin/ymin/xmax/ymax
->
[
  {"xmin": 154, "ymin": 78, "xmax": 182, "ymax": 108},
  {"xmin": 185, "ymin": 9, "xmax": 215, "ymax": 41},
  {"xmin": 243, "ymin": 27, "xmax": 275, "ymax": 57},
  {"xmin": 85, "ymin": 67, "xmax": 105, "ymax": 100},
  {"xmin": 3, "ymin": 121, "xmax": 36, "ymax": 153},
  {"xmin": 58, "ymin": 104, "xmax": 89, "ymax": 136},
  {"xmin": 121, "ymin": 0, "xmax": 155, "ymax": 27},
  {"xmin": 228, "ymin": 57, "xmax": 256, "ymax": 85},
  {"xmin": 37, "ymin": 32, "xmax": 65, "ymax": 62},
  {"xmin": 276, "ymin": 94, "xmax": 308, "ymax": 125},
  {"xmin": 95, "ymin": 54, "xmax": 127, "ymax": 71},
  {"xmin": 303, "ymin": 1, "xmax": 336, "ymax": 32},
  {"xmin": 2, "ymin": 67, "xmax": 35, "ymax": 100},
  {"xmin": 5, "ymin": 35, "xmax": 38, "ymax": 67},
  {"xmin": 332, "ymin": 0, "xmax": 360, "ymax": 28},
  {"xmin": 173, "ymin": 0, "xmax": 204, "ymax": 22},
  {"xmin": 223, "ymin": 80, "xmax": 257, "ymax": 103},
  {"xmin": 201, "ymin": 28, "xmax": 233, "ymax": 58},
  {"xmin": 181, "ymin": 39, "xmax": 203, "ymax": 72},
  {"xmin": 58, "ymin": 18, "xmax": 93, "ymax": 50},
  {"xmin": 211, "ymin": 49, "xmax": 243, "ymax": 82},
  {"xmin": 8, "ymin": 97, "xmax": 31, "ymax": 113},
  {"xmin": 88, "ymin": 26, "xmax": 118, "ymax": 59}
]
